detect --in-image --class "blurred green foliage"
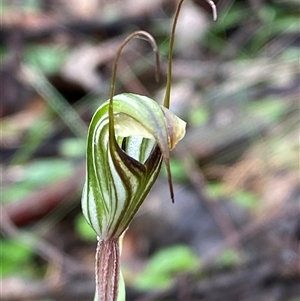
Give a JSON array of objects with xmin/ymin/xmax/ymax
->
[
  {"xmin": 231, "ymin": 190, "xmax": 259, "ymax": 210},
  {"xmin": 134, "ymin": 245, "xmax": 199, "ymax": 290},
  {"xmin": 206, "ymin": 182, "xmax": 225, "ymax": 199},
  {"xmin": 3, "ymin": 159, "xmax": 74, "ymax": 204},
  {"xmin": 205, "ymin": 1, "xmax": 299, "ymax": 56},
  {"xmin": 161, "ymin": 158, "xmax": 187, "ymax": 183},
  {"xmin": 75, "ymin": 214, "xmax": 97, "ymax": 241},
  {"xmin": 1, "ymin": 0, "xmax": 42, "ymax": 13},
  {"xmin": 248, "ymin": 98, "xmax": 287, "ymax": 122},
  {"xmin": 59, "ymin": 138, "xmax": 86, "ymax": 159},
  {"xmin": 0, "ymin": 239, "xmax": 34, "ymax": 278},
  {"xmin": 25, "ymin": 45, "xmax": 67, "ymax": 74},
  {"xmin": 189, "ymin": 106, "xmax": 210, "ymax": 126},
  {"xmin": 216, "ymin": 248, "xmax": 241, "ymax": 268},
  {"xmin": 207, "ymin": 182, "xmax": 259, "ymax": 209}
]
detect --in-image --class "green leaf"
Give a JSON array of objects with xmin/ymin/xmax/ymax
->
[
  {"xmin": 0, "ymin": 239, "xmax": 33, "ymax": 278},
  {"xmin": 231, "ymin": 190, "xmax": 259, "ymax": 209},
  {"xmin": 23, "ymin": 159, "xmax": 73, "ymax": 184},
  {"xmin": 3, "ymin": 159, "xmax": 74, "ymax": 204},
  {"xmin": 135, "ymin": 245, "xmax": 199, "ymax": 290}
]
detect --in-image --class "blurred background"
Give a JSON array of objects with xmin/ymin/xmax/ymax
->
[{"xmin": 1, "ymin": 0, "xmax": 299, "ymax": 300}]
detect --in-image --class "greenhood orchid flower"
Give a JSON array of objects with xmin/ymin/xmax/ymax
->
[
  {"xmin": 82, "ymin": 31, "xmax": 186, "ymax": 301},
  {"xmin": 81, "ymin": 1, "xmax": 217, "ymax": 301},
  {"xmin": 82, "ymin": 92, "xmax": 186, "ymax": 240}
]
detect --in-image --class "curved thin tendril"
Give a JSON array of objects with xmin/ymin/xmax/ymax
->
[
  {"xmin": 163, "ymin": 0, "xmax": 217, "ymax": 109},
  {"xmin": 109, "ymin": 31, "xmax": 160, "ymax": 145}
]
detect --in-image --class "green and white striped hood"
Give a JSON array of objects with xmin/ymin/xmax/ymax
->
[{"xmin": 82, "ymin": 93, "xmax": 186, "ymax": 240}]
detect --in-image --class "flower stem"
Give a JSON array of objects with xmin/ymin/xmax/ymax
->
[
  {"xmin": 163, "ymin": 0, "xmax": 217, "ymax": 109},
  {"xmin": 95, "ymin": 239, "xmax": 120, "ymax": 301}
]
